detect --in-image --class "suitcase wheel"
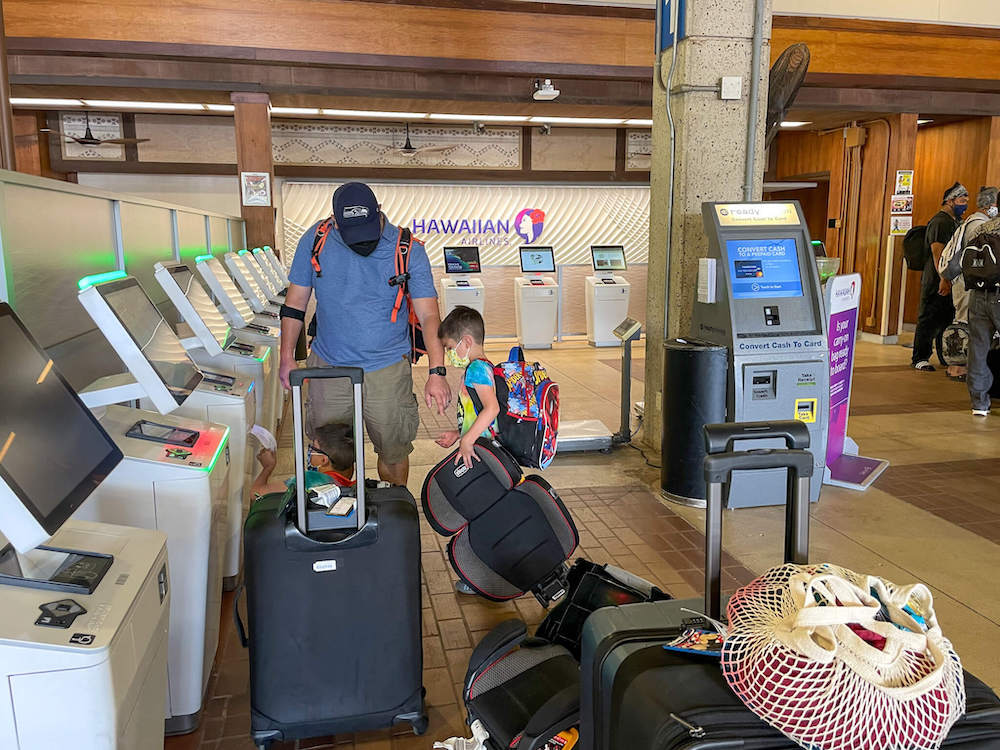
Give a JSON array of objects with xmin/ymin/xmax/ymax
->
[{"xmin": 411, "ymin": 715, "xmax": 429, "ymax": 736}]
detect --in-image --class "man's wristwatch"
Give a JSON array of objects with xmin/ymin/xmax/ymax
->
[{"xmin": 428, "ymin": 366, "xmax": 447, "ymax": 377}]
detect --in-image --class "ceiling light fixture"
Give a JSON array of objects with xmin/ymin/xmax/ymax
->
[
  {"xmin": 82, "ymin": 100, "xmax": 207, "ymax": 111},
  {"xmin": 779, "ymin": 121, "xmax": 811, "ymax": 128},
  {"xmin": 322, "ymin": 109, "xmax": 428, "ymax": 119},
  {"xmin": 271, "ymin": 107, "xmax": 321, "ymax": 115},
  {"xmin": 625, "ymin": 119, "xmax": 654, "ymax": 127},
  {"xmin": 529, "ymin": 116, "xmax": 625, "ymax": 125},
  {"xmin": 10, "ymin": 97, "xmax": 84, "ymax": 107},
  {"xmin": 428, "ymin": 113, "xmax": 529, "ymax": 122},
  {"xmin": 533, "ymin": 79, "xmax": 560, "ymax": 102},
  {"xmin": 204, "ymin": 104, "xmax": 235, "ymax": 112},
  {"xmin": 917, "ymin": 119, "xmax": 934, "ymax": 125}
]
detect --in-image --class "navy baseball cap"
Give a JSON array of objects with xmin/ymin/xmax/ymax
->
[{"xmin": 333, "ymin": 182, "xmax": 380, "ymax": 246}]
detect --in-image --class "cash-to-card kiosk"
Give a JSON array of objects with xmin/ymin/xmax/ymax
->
[
  {"xmin": 586, "ymin": 245, "xmax": 632, "ymax": 347},
  {"xmin": 691, "ymin": 201, "xmax": 829, "ymax": 506},
  {"xmin": 515, "ymin": 246, "xmax": 559, "ymax": 349},
  {"xmin": 0, "ymin": 304, "xmax": 171, "ymax": 750},
  {"xmin": 224, "ymin": 251, "xmax": 281, "ymax": 315},
  {"xmin": 196, "ymin": 255, "xmax": 282, "ymax": 336},
  {"xmin": 439, "ymin": 246, "xmax": 485, "ymax": 316},
  {"xmin": 77, "ymin": 274, "xmax": 252, "ymax": 590},
  {"xmin": 155, "ymin": 261, "xmax": 279, "ymax": 436},
  {"xmin": 252, "ymin": 247, "xmax": 287, "ymax": 296},
  {"xmin": 73, "ymin": 273, "xmax": 232, "ymax": 733},
  {"xmin": 260, "ymin": 245, "xmax": 289, "ymax": 287}
]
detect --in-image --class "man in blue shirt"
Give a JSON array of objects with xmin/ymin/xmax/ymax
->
[{"xmin": 279, "ymin": 182, "xmax": 451, "ymax": 485}]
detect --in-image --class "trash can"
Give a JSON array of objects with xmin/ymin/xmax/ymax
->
[{"xmin": 660, "ymin": 339, "xmax": 727, "ymax": 506}]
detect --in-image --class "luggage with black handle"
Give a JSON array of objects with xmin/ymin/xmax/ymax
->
[
  {"xmin": 580, "ymin": 420, "xmax": 1000, "ymax": 750},
  {"xmin": 237, "ymin": 367, "xmax": 426, "ymax": 748}
]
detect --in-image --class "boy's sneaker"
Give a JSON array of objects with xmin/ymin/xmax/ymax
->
[
  {"xmin": 972, "ymin": 408, "xmax": 990, "ymax": 417},
  {"xmin": 912, "ymin": 360, "xmax": 936, "ymax": 371},
  {"xmin": 455, "ymin": 580, "xmax": 477, "ymax": 595}
]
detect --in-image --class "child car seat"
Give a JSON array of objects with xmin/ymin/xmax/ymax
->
[{"xmin": 421, "ymin": 438, "xmax": 579, "ymax": 605}]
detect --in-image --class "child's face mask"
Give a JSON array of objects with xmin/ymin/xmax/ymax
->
[{"xmin": 446, "ymin": 338, "xmax": 471, "ymax": 368}]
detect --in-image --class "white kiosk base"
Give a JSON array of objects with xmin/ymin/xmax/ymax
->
[
  {"xmin": 515, "ymin": 276, "xmax": 558, "ymax": 349},
  {"xmin": 440, "ymin": 277, "xmax": 485, "ymax": 317},
  {"xmin": 586, "ymin": 275, "xmax": 631, "ymax": 347},
  {"xmin": 0, "ymin": 522, "xmax": 170, "ymax": 750},
  {"xmin": 73, "ymin": 405, "xmax": 230, "ymax": 735}
]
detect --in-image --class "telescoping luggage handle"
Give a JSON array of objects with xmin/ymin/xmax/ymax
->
[
  {"xmin": 288, "ymin": 367, "xmax": 366, "ymax": 535},
  {"xmin": 702, "ymin": 420, "xmax": 813, "ymax": 622}
]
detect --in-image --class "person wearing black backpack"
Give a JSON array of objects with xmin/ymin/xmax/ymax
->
[{"xmin": 911, "ymin": 182, "xmax": 968, "ymax": 371}]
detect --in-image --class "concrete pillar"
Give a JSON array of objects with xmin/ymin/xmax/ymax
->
[
  {"xmin": 231, "ymin": 92, "xmax": 276, "ymax": 250},
  {"xmin": 642, "ymin": 0, "xmax": 773, "ymax": 453}
]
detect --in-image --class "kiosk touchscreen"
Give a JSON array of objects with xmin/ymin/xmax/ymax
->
[
  {"xmin": 224, "ymin": 251, "xmax": 281, "ymax": 315},
  {"xmin": 239, "ymin": 249, "xmax": 283, "ymax": 301},
  {"xmin": 261, "ymin": 245, "xmax": 289, "ymax": 287},
  {"xmin": 691, "ymin": 202, "xmax": 829, "ymax": 507},
  {"xmin": 515, "ymin": 246, "xmax": 558, "ymax": 349},
  {"xmin": 197, "ymin": 255, "xmax": 281, "ymax": 334},
  {"xmin": 586, "ymin": 245, "xmax": 631, "ymax": 347},
  {"xmin": 155, "ymin": 261, "xmax": 279, "ymax": 436},
  {"xmin": 79, "ymin": 274, "xmax": 253, "ymax": 589},
  {"xmin": 252, "ymin": 247, "xmax": 287, "ymax": 295},
  {"xmin": 75, "ymin": 274, "xmax": 234, "ymax": 733},
  {"xmin": 439, "ymin": 246, "xmax": 485, "ymax": 316},
  {"xmin": 0, "ymin": 303, "xmax": 170, "ymax": 749}
]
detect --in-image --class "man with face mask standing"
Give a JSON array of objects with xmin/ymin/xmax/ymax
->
[
  {"xmin": 912, "ymin": 182, "xmax": 968, "ymax": 371},
  {"xmin": 278, "ymin": 182, "xmax": 452, "ymax": 485}
]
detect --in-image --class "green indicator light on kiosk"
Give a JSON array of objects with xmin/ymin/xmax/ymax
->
[
  {"xmin": 201, "ymin": 426, "xmax": 231, "ymax": 473},
  {"xmin": 811, "ymin": 241, "xmax": 823, "ymax": 246},
  {"xmin": 255, "ymin": 347, "xmax": 271, "ymax": 363},
  {"xmin": 78, "ymin": 270, "xmax": 127, "ymax": 290},
  {"xmin": 195, "ymin": 254, "xmax": 214, "ymax": 263},
  {"xmin": 238, "ymin": 249, "xmax": 249, "ymax": 256}
]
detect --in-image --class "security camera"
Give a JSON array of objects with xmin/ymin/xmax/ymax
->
[
  {"xmin": 473, "ymin": 121, "xmax": 487, "ymax": 134},
  {"xmin": 533, "ymin": 79, "xmax": 560, "ymax": 101},
  {"xmin": 538, "ymin": 123, "xmax": 552, "ymax": 136}
]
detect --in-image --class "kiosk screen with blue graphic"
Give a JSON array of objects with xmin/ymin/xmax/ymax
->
[
  {"xmin": 444, "ymin": 246, "xmax": 481, "ymax": 274},
  {"xmin": 725, "ymin": 238, "xmax": 803, "ymax": 299},
  {"xmin": 519, "ymin": 246, "xmax": 555, "ymax": 273}
]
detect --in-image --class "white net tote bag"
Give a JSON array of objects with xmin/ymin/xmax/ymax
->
[{"xmin": 720, "ymin": 563, "xmax": 966, "ymax": 750}]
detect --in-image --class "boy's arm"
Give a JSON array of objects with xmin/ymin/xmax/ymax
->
[{"xmin": 462, "ymin": 383, "xmax": 500, "ymax": 443}]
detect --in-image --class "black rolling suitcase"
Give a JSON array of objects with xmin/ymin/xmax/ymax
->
[
  {"xmin": 580, "ymin": 421, "xmax": 1000, "ymax": 750},
  {"xmin": 236, "ymin": 366, "xmax": 426, "ymax": 748}
]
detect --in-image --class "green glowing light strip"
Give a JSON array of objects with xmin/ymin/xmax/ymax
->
[
  {"xmin": 202, "ymin": 425, "xmax": 231, "ymax": 473},
  {"xmin": 78, "ymin": 270, "xmax": 127, "ymax": 290},
  {"xmin": 238, "ymin": 249, "xmax": 249, "ymax": 256},
  {"xmin": 255, "ymin": 346, "xmax": 271, "ymax": 363},
  {"xmin": 195, "ymin": 254, "xmax": 214, "ymax": 263}
]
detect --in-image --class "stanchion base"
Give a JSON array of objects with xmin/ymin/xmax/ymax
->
[{"xmin": 659, "ymin": 489, "xmax": 707, "ymax": 509}]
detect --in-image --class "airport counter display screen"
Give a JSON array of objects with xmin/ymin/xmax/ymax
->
[
  {"xmin": 444, "ymin": 247, "xmax": 481, "ymax": 274},
  {"xmin": 726, "ymin": 238, "xmax": 804, "ymax": 299}
]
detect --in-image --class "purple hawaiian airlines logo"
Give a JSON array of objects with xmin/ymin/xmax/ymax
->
[{"xmin": 515, "ymin": 208, "xmax": 546, "ymax": 244}]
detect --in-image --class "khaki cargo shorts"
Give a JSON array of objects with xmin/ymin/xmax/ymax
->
[{"xmin": 305, "ymin": 351, "xmax": 419, "ymax": 465}]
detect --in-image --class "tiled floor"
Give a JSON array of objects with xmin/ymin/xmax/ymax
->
[{"xmin": 166, "ymin": 337, "xmax": 1000, "ymax": 749}]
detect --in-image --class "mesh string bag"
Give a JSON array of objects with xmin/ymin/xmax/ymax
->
[{"xmin": 720, "ymin": 563, "xmax": 966, "ymax": 750}]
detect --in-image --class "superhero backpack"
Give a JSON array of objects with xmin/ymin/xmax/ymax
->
[{"xmin": 469, "ymin": 347, "xmax": 559, "ymax": 469}]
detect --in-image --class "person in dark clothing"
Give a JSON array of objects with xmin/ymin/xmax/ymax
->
[{"xmin": 912, "ymin": 182, "xmax": 968, "ymax": 371}]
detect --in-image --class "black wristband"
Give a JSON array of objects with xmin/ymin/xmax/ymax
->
[
  {"xmin": 279, "ymin": 304, "xmax": 306, "ymax": 321},
  {"xmin": 428, "ymin": 366, "xmax": 447, "ymax": 377}
]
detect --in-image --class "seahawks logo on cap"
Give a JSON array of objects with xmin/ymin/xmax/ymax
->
[{"xmin": 343, "ymin": 205, "xmax": 370, "ymax": 219}]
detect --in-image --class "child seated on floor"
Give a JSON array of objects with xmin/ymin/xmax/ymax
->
[
  {"xmin": 251, "ymin": 421, "xmax": 356, "ymax": 499},
  {"xmin": 436, "ymin": 305, "xmax": 502, "ymax": 469}
]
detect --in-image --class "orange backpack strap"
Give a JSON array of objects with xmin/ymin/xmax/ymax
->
[
  {"xmin": 388, "ymin": 228, "xmax": 413, "ymax": 323},
  {"xmin": 310, "ymin": 217, "xmax": 334, "ymax": 277}
]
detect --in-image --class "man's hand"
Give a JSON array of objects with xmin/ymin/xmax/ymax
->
[
  {"xmin": 256, "ymin": 448, "xmax": 277, "ymax": 472},
  {"xmin": 938, "ymin": 278, "xmax": 952, "ymax": 296},
  {"xmin": 435, "ymin": 429, "xmax": 460, "ymax": 449},
  {"xmin": 425, "ymin": 374, "xmax": 452, "ymax": 415},
  {"xmin": 279, "ymin": 356, "xmax": 297, "ymax": 391},
  {"xmin": 455, "ymin": 433, "xmax": 481, "ymax": 469}
]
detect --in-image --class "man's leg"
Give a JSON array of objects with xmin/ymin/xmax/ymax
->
[
  {"xmin": 966, "ymin": 292, "xmax": 996, "ymax": 413},
  {"xmin": 363, "ymin": 358, "xmax": 419, "ymax": 486},
  {"xmin": 303, "ymin": 350, "xmax": 355, "ymax": 439},
  {"xmin": 912, "ymin": 275, "xmax": 940, "ymax": 367}
]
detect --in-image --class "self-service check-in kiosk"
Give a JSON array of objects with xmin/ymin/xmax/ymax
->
[
  {"xmin": 0, "ymin": 303, "xmax": 171, "ymax": 750},
  {"xmin": 78, "ymin": 273, "xmax": 252, "ymax": 594},
  {"xmin": 155, "ymin": 261, "xmax": 279, "ymax": 436},
  {"xmin": 73, "ymin": 273, "xmax": 232, "ymax": 734},
  {"xmin": 691, "ymin": 201, "xmax": 829, "ymax": 506},
  {"xmin": 196, "ymin": 255, "xmax": 282, "ymax": 336},
  {"xmin": 224, "ymin": 251, "xmax": 281, "ymax": 316},
  {"xmin": 252, "ymin": 247, "xmax": 287, "ymax": 296},
  {"xmin": 439, "ymin": 246, "xmax": 485, "ymax": 317},
  {"xmin": 260, "ymin": 245, "xmax": 289, "ymax": 287},
  {"xmin": 240, "ymin": 248, "xmax": 284, "ymax": 303},
  {"xmin": 586, "ymin": 245, "xmax": 632, "ymax": 347},
  {"xmin": 515, "ymin": 246, "xmax": 558, "ymax": 349}
]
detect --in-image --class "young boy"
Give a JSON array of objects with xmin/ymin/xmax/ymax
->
[
  {"xmin": 251, "ymin": 421, "xmax": 356, "ymax": 498},
  {"xmin": 436, "ymin": 305, "xmax": 501, "ymax": 469}
]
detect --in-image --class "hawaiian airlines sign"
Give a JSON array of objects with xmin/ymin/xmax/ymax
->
[{"xmin": 410, "ymin": 208, "xmax": 546, "ymax": 246}]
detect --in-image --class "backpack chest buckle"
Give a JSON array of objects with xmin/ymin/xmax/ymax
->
[{"xmin": 388, "ymin": 272, "xmax": 411, "ymax": 288}]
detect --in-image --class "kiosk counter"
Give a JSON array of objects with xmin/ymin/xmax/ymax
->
[
  {"xmin": 439, "ymin": 246, "xmax": 485, "ymax": 317},
  {"xmin": 515, "ymin": 246, "xmax": 558, "ymax": 349}
]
